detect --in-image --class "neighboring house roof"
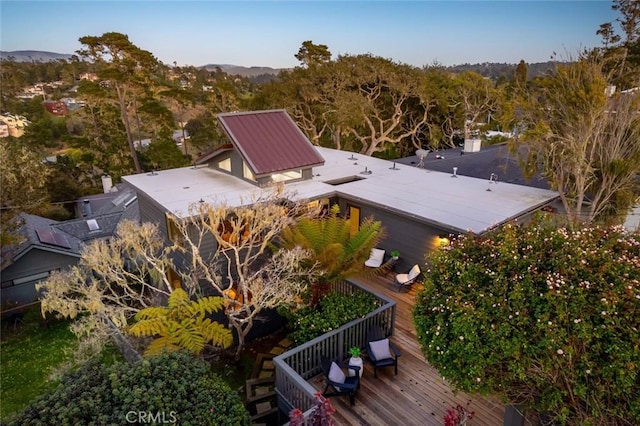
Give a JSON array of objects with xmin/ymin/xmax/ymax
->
[
  {"xmin": 396, "ymin": 144, "xmax": 550, "ymax": 190},
  {"xmin": 52, "ymin": 212, "xmax": 127, "ymax": 241},
  {"xmin": 216, "ymin": 110, "xmax": 325, "ymax": 176},
  {"xmin": 75, "ymin": 184, "xmax": 139, "ymax": 219},
  {"xmin": 2, "ymin": 189, "xmax": 140, "ymax": 268},
  {"xmin": 123, "ymin": 146, "xmax": 559, "ymax": 234},
  {"xmin": 2, "ymin": 213, "xmax": 82, "ymax": 264}
]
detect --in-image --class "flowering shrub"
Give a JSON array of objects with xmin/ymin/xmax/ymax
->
[
  {"xmin": 413, "ymin": 217, "xmax": 640, "ymax": 425},
  {"xmin": 444, "ymin": 402, "xmax": 475, "ymax": 426},
  {"xmin": 289, "ymin": 392, "xmax": 336, "ymax": 426},
  {"xmin": 288, "ymin": 292, "xmax": 380, "ymax": 345}
]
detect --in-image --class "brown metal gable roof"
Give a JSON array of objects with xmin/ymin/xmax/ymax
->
[{"xmin": 217, "ymin": 110, "xmax": 324, "ymax": 176}]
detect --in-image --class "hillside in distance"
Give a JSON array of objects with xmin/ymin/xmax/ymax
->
[
  {"xmin": 201, "ymin": 64, "xmax": 287, "ymax": 78},
  {"xmin": 0, "ymin": 50, "xmax": 562, "ymax": 82},
  {"xmin": 0, "ymin": 50, "xmax": 73, "ymax": 62},
  {"xmin": 443, "ymin": 61, "xmax": 563, "ymax": 80}
]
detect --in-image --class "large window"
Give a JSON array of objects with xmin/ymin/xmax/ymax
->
[
  {"xmin": 167, "ymin": 268, "xmax": 182, "ymax": 289},
  {"xmin": 349, "ymin": 206, "xmax": 361, "ymax": 236},
  {"xmin": 271, "ymin": 169, "xmax": 302, "ymax": 183},
  {"xmin": 2, "ymin": 271, "xmax": 52, "ymax": 288},
  {"xmin": 242, "ymin": 162, "xmax": 256, "ymax": 181},
  {"xmin": 165, "ymin": 213, "xmax": 183, "ymax": 243},
  {"xmin": 218, "ymin": 158, "xmax": 231, "ymax": 172}
]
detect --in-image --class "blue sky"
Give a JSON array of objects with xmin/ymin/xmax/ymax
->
[{"xmin": 1, "ymin": 1, "xmax": 616, "ymax": 68}]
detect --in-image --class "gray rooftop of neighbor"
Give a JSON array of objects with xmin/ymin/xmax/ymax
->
[
  {"xmin": 123, "ymin": 146, "xmax": 559, "ymax": 234},
  {"xmin": 397, "ymin": 143, "xmax": 550, "ymax": 189},
  {"xmin": 2, "ymin": 213, "xmax": 83, "ymax": 263}
]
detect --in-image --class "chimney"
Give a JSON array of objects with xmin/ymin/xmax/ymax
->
[
  {"xmin": 101, "ymin": 174, "xmax": 113, "ymax": 193},
  {"xmin": 83, "ymin": 199, "xmax": 92, "ymax": 217}
]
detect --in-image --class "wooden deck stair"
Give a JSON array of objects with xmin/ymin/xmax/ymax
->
[{"xmin": 246, "ymin": 338, "xmax": 292, "ymax": 425}]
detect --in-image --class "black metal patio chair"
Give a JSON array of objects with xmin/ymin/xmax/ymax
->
[
  {"xmin": 366, "ymin": 325, "xmax": 401, "ymax": 378},
  {"xmin": 320, "ymin": 355, "xmax": 360, "ymax": 406}
]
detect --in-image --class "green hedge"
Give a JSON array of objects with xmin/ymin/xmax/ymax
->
[
  {"xmin": 8, "ymin": 351, "xmax": 250, "ymax": 426},
  {"xmin": 288, "ymin": 291, "xmax": 380, "ymax": 345}
]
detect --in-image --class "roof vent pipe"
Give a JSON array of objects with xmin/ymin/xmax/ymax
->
[
  {"xmin": 83, "ymin": 199, "xmax": 92, "ymax": 217},
  {"xmin": 486, "ymin": 173, "xmax": 498, "ymax": 191}
]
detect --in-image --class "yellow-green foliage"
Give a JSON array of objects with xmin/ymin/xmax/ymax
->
[
  {"xmin": 128, "ymin": 288, "xmax": 232, "ymax": 357},
  {"xmin": 280, "ymin": 205, "xmax": 384, "ymax": 283}
]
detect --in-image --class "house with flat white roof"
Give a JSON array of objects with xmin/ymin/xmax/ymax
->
[{"xmin": 123, "ymin": 110, "xmax": 559, "ymax": 268}]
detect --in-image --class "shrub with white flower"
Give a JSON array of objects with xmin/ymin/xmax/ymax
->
[{"xmin": 413, "ymin": 215, "xmax": 640, "ymax": 425}]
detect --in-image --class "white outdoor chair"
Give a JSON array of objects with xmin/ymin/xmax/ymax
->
[
  {"xmin": 395, "ymin": 264, "xmax": 421, "ymax": 291},
  {"xmin": 365, "ymin": 248, "xmax": 385, "ymax": 268}
]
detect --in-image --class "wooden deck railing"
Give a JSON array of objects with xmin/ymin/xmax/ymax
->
[{"xmin": 273, "ymin": 279, "xmax": 396, "ymax": 423}]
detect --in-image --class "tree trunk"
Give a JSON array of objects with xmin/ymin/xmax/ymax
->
[{"xmin": 116, "ymin": 85, "xmax": 142, "ymax": 173}]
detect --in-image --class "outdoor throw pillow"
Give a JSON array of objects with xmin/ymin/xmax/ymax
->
[
  {"xmin": 369, "ymin": 338, "xmax": 392, "ymax": 360},
  {"xmin": 328, "ymin": 361, "xmax": 346, "ymax": 384}
]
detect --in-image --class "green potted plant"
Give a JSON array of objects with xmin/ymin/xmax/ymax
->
[
  {"xmin": 348, "ymin": 347, "xmax": 361, "ymax": 358},
  {"xmin": 391, "ymin": 250, "xmax": 400, "ymax": 260},
  {"xmin": 348, "ymin": 347, "xmax": 364, "ymax": 378}
]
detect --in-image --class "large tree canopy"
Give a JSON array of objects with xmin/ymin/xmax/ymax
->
[
  {"xmin": 413, "ymin": 217, "xmax": 640, "ymax": 425},
  {"xmin": 0, "ymin": 141, "xmax": 51, "ymax": 263},
  {"xmin": 77, "ymin": 32, "xmax": 161, "ymax": 174}
]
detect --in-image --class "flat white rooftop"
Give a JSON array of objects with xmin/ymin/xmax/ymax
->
[{"xmin": 123, "ymin": 146, "xmax": 559, "ymax": 234}]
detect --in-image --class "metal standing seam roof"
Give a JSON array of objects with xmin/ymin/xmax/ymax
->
[{"xmin": 217, "ymin": 110, "xmax": 325, "ymax": 176}]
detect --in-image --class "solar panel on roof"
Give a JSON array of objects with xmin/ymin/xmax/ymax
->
[{"xmin": 36, "ymin": 228, "xmax": 71, "ymax": 249}]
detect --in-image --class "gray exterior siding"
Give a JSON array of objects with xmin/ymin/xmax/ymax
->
[
  {"xmin": 1, "ymin": 249, "xmax": 79, "ymax": 304},
  {"xmin": 132, "ymin": 188, "xmax": 218, "ymax": 270},
  {"xmin": 336, "ymin": 197, "xmax": 447, "ymax": 270},
  {"xmin": 336, "ymin": 195, "xmax": 559, "ymax": 272}
]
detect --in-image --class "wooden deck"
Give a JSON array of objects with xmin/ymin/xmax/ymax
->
[{"xmin": 308, "ymin": 274, "xmax": 505, "ymax": 426}]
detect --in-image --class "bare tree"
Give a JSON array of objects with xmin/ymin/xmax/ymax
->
[
  {"xmin": 37, "ymin": 221, "xmax": 177, "ymax": 360},
  {"xmin": 516, "ymin": 58, "xmax": 640, "ymax": 224},
  {"xmin": 38, "ymin": 193, "xmax": 320, "ymax": 360},
  {"xmin": 174, "ymin": 190, "xmax": 321, "ymax": 358}
]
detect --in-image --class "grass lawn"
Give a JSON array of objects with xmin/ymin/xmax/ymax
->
[{"xmin": 0, "ymin": 307, "xmax": 76, "ymax": 422}]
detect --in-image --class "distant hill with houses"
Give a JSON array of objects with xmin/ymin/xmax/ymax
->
[
  {"xmin": 1, "ymin": 50, "xmax": 563, "ymax": 82},
  {"xmin": 0, "ymin": 50, "xmax": 73, "ymax": 62}
]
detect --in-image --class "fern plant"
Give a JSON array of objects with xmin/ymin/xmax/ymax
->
[
  {"xmin": 127, "ymin": 288, "xmax": 232, "ymax": 357},
  {"xmin": 280, "ymin": 205, "xmax": 383, "ymax": 302}
]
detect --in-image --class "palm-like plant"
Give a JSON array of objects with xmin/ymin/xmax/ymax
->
[
  {"xmin": 127, "ymin": 288, "xmax": 233, "ymax": 357},
  {"xmin": 280, "ymin": 205, "xmax": 384, "ymax": 303}
]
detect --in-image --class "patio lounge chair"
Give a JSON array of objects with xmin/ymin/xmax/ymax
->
[
  {"xmin": 366, "ymin": 325, "xmax": 401, "ymax": 378},
  {"xmin": 395, "ymin": 264, "xmax": 421, "ymax": 291},
  {"xmin": 320, "ymin": 355, "xmax": 360, "ymax": 406},
  {"xmin": 365, "ymin": 248, "xmax": 385, "ymax": 268}
]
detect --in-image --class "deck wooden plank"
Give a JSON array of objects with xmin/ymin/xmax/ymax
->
[{"xmin": 306, "ymin": 274, "xmax": 505, "ymax": 426}]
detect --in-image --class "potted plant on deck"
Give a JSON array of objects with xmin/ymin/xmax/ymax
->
[
  {"xmin": 348, "ymin": 347, "xmax": 364, "ymax": 377},
  {"xmin": 391, "ymin": 250, "xmax": 400, "ymax": 260}
]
